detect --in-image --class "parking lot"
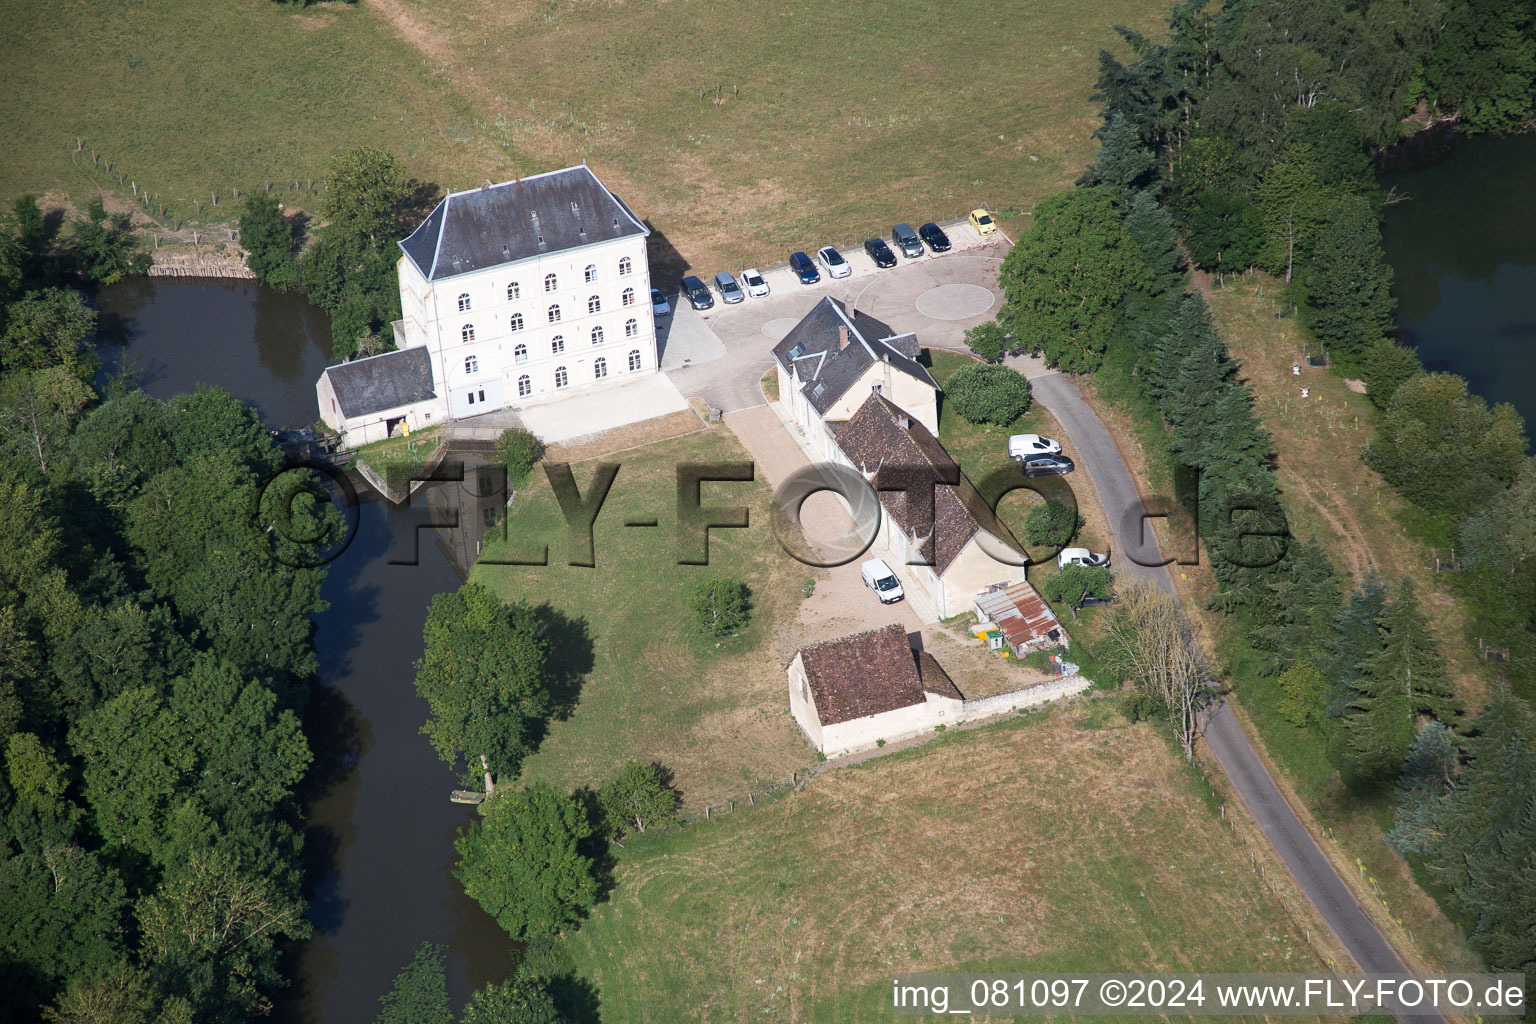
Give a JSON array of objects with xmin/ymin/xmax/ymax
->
[{"xmin": 658, "ymin": 220, "xmax": 1012, "ymax": 413}]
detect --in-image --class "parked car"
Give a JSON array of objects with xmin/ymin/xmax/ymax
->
[
  {"xmin": 714, "ymin": 271, "xmax": 744, "ymax": 304},
  {"xmin": 1057, "ymin": 547, "xmax": 1111, "ymax": 570},
  {"xmin": 1020, "ymin": 453, "xmax": 1074, "ymax": 478},
  {"xmin": 789, "ymin": 251, "xmax": 821, "ymax": 284},
  {"xmin": 864, "ymin": 237, "xmax": 897, "ymax": 268},
  {"xmin": 891, "ymin": 223, "xmax": 923, "ymax": 258},
  {"xmin": 650, "ymin": 288, "xmax": 671, "ymax": 317},
  {"xmin": 970, "ymin": 208, "xmax": 998, "ymax": 235},
  {"xmin": 741, "ymin": 267, "xmax": 770, "ymax": 297},
  {"xmin": 1008, "ymin": 433, "xmax": 1062, "ymax": 459},
  {"xmin": 680, "ymin": 275, "xmax": 714, "ymax": 310},
  {"xmin": 817, "ymin": 246, "xmax": 852, "ymax": 279},
  {"xmin": 860, "ymin": 557, "xmax": 905, "ymax": 604},
  {"xmin": 918, "ymin": 222, "xmax": 951, "ymax": 252}
]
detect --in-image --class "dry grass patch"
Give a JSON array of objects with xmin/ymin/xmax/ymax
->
[
  {"xmin": 366, "ymin": 0, "xmax": 1170, "ymax": 271},
  {"xmin": 566, "ymin": 702, "xmax": 1332, "ymax": 1022}
]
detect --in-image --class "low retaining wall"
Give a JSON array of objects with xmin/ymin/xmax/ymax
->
[
  {"xmin": 351, "ymin": 440, "xmax": 450, "ymax": 505},
  {"xmin": 956, "ymin": 674, "xmax": 1092, "ymax": 721}
]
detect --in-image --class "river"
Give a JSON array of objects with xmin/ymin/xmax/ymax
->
[
  {"xmin": 1380, "ymin": 131, "xmax": 1536, "ymax": 424},
  {"xmin": 97, "ymin": 278, "xmax": 514, "ymax": 1020}
]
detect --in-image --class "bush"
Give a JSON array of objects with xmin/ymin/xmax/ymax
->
[
  {"xmin": 494, "ymin": 427, "xmax": 543, "ymax": 489},
  {"xmin": 1358, "ymin": 336, "xmax": 1423, "ymax": 409},
  {"xmin": 963, "ymin": 320, "xmax": 1009, "ymax": 361},
  {"xmin": 1023, "ymin": 500, "xmax": 1082, "ymax": 547},
  {"xmin": 1277, "ymin": 661, "xmax": 1328, "ymax": 726},
  {"xmin": 688, "ymin": 578, "xmax": 751, "ymax": 637},
  {"xmin": 945, "ymin": 363, "xmax": 1032, "ymax": 425},
  {"xmin": 1040, "ymin": 564, "xmax": 1112, "ymax": 605},
  {"xmin": 597, "ymin": 761, "xmax": 680, "ymax": 839}
]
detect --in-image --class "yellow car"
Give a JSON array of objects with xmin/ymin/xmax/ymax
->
[{"xmin": 969, "ymin": 208, "xmax": 997, "ymax": 235}]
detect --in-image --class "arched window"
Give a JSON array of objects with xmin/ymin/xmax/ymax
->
[
  {"xmin": 509, "ymin": 312, "xmax": 524, "ymax": 332},
  {"xmin": 590, "ymin": 325, "xmax": 604, "ymax": 346},
  {"xmin": 594, "ymin": 357, "xmax": 608, "ymax": 380},
  {"xmin": 461, "ymin": 324, "xmax": 476, "ymax": 343},
  {"xmin": 550, "ymin": 335, "xmax": 565, "ymax": 355},
  {"xmin": 547, "ymin": 304, "xmax": 561, "ymax": 323},
  {"xmin": 584, "ymin": 264, "xmax": 598, "ymax": 283},
  {"xmin": 628, "ymin": 349, "xmax": 642, "ymax": 372},
  {"xmin": 622, "ymin": 287, "xmax": 636, "ymax": 307},
  {"xmin": 544, "ymin": 273, "xmax": 558, "ymax": 293},
  {"xmin": 618, "ymin": 256, "xmax": 633, "ymax": 276},
  {"xmin": 465, "ymin": 355, "xmax": 479, "ymax": 374},
  {"xmin": 554, "ymin": 366, "xmax": 569, "ymax": 389},
  {"xmin": 517, "ymin": 375, "xmax": 531, "ymax": 397},
  {"xmin": 514, "ymin": 343, "xmax": 528, "ymax": 363},
  {"xmin": 625, "ymin": 318, "xmax": 639, "ymax": 338},
  {"xmin": 457, "ymin": 293, "xmax": 471, "ymax": 312},
  {"xmin": 507, "ymin": 282, "xmax": 520, "ymax": 301},
  {"xmin": 587, "ymin": 295, "xmax": 601, "ymax": 314}
]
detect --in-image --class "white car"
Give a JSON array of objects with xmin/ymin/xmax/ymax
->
[
  {"xmin": 817, "ymin": 246, "xmax": 852, "ymax": 279},
  {"xmin": 1057, "ymin": 547, "xmax": 1111, "ymax": 570},
  {"xmin": 741, "ymin": 267, "xmax": 770, "ymax": 298},
  {"xmin": 860, "ymin": 557, "xmax": 905, "ymax": 603},
  {"xmin": 1009, "ymin": 433, "xmax": 1062, "ymax": 459}
]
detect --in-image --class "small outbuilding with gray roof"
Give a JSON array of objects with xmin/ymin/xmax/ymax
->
[{"xmin": 317, "ymin": 346, "xmax": 443, "ymax": 446}]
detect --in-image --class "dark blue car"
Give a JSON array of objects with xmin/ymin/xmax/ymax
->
[{"xmin": 789, "ymin": 251, "xmax": 821, "ymax": 284}]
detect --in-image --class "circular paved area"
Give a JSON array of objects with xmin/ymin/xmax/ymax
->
[
  {"xmin": 915, "ymin": 282, "xmax": 995, "ymax": 320},
  {"xmin": 761, "ymin": 317, "xmax": 799, "ymax": 341}
]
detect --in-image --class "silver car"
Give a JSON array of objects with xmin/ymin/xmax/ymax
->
[{"xmin": 714, "ymin": 271, "xmax": 745, "ymax": 304}]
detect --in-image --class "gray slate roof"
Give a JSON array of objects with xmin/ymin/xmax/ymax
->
[
  {"xmin": 771, "ymin": 297, "xmax": 938, "ymax": 418},
  {"xmin": 325, "ymin": 347, "xmax": 437, "ymax": 419},
  {"xmin": 398, "ymin": 165, "xmax": 648, "ymax": 282}
]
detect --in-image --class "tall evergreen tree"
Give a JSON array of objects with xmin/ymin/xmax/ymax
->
[
  {"xmin": 1364, "ymin": 578, "xmax": 1459, "ymax": 723},
  {"xmin": 1387, "ymin": 720, "xmax": 1458, "ymax": 854},
  {"xmin": 1300, "ymin": 193, "xmax": 1395, "ymax": 362}
]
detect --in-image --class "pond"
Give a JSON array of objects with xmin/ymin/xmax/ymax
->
[
  {"xmin": 95, "ymin": 278, "xmax": 515, "ymax": 1020},
  {"xmin": 1380, "ymin": 131, "xmax": 1536, "ymax": 424}
]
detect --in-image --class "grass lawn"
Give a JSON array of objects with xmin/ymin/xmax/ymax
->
[
  {"xmin": 0, "ymin": 0, "xmax": 515, "ymax": 228},
  {"xmin": 3, "ymin": 0, "xmax": 1168, "ymax": 271},
  {"xmin": 473, "ymin": 423, "xmax": 812, "ymax": 808},
  {"xmin": 564, "ymin": 701, "xmax": 1334, "ymax": 1022},
  {"xmin": 351, "ymin": 424, "xmax": 444, "ymax": 478},
  {"xmin": 928, "ymin": 350, "xmax": 1111, "ymax": 583},
  {"xmin": 1193, "ymin": 276, "xmax": 1485, "ymax": 976}
]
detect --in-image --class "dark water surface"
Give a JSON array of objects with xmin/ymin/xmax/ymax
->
[
  {"xmin": 1380, "ymin": 132, "xmax": 1536, "ymax": 423},
  {"xmin": 96, "ymin": 278, "xmax": 515, "ymax": 1020}
]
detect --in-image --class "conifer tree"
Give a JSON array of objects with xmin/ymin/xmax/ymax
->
[
  {"xmin": 1387, "ymin": 721, "xmax": 1458, "ymax": 855},
  {"xmin": 1366, "ymin": 578, "xmax": 1460, "ymax": 723}
]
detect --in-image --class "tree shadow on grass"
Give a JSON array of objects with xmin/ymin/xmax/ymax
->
[{"xmin": 532, "ymin": 602, "xmax": 593, "ymax": 724}]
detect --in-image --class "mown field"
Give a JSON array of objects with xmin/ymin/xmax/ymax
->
[
  {"xmin": 564, "ymin": 701, "xmax": 1335, "ymax": 1022},
  {"xmin": 2, "ymin": 0, "xmax": 1168, "ymax": 270},
  {"xmin": 473, "ymin": 423, "xmax": 813, "ymax": 808},
  {"xmin": 0, "ymin": 0, "xmax": 516, "ymax": 228}
]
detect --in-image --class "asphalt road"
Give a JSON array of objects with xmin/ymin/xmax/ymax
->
[{"xmin": 1026, "ymin": 369, "xmax": 1444, "ymax": 1024}]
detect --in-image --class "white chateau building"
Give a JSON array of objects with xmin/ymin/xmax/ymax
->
[{"xmin": 317, "ymin": 165, "xmax": 657, "ymax": 445}]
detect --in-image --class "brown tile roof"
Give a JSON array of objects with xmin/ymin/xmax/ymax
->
[
  {"xmin": 975, "ymin": 579, "xmax": 1063, "ymax": 650},
  {"xmin": 834, "ymin": 393, "xmax": 1024, "ymax": 574},
  {"xmin": 798, "ymin": 624, "xmax": 960, "ymax": 726}
]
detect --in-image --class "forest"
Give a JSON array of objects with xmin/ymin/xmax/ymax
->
[
  {"xmin": 0, "ymin": 199, "xmax": 339, "ymax": 1021},
  {"xmin": 982, "ymin": 0, "xmax": 1535, "ymax": 989}
]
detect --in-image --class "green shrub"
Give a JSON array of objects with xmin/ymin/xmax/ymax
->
[
  {"xmin": 494, "ymin": 427, "xmax": 544, "ymax": 489},
  {"xmin": 1041, "ymin": 564, "xmax": 1112, "ymax": 605},
  {"xmin": 944, "ymin": 363, "xmax": 1031, "ymax": 425},
  {"xmin": 688, "ymin": 578, "xmax": 751, "ymax": 637},
  {"xmin": 1277, "ymin": 661, "xmax": 1328, "ymax": 726},
  {"xmin": 962, "ymin": 320, "xmax": 1009, "ymax": 361},
  {"xmin": 1023, "ymin": 500, "xmax": 1082, "ymax": 547}
]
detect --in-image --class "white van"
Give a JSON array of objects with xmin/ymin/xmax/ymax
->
[
  {"xmin": 1057, "ymin": 547, "xmax": 1111, "ymax": 570},
  {"xmin": 1008, "ymin": 433, "xmax": 1062, "ymax": 459},
  {"xmin": 860, "ymin": 558, "xmax": 905, "ymax": 603}
]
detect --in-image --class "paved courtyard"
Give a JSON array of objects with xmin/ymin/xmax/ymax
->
[
  {"xmin": 448, "ymin": 371, "xmax": 691, "ymax": 445},
  {"xmin": 661, "ymin": 227, "xmax": 1012, "ymax": 413}
]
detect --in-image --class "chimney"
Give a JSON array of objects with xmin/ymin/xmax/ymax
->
[{"xmin": 837, "ymin": 326, "xmax": 849, "ymax": 351}]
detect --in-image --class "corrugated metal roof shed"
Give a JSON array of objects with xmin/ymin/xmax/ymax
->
[{"xmin": 974, "ymin": 580, "xmax": 1062, "ymax": 652}]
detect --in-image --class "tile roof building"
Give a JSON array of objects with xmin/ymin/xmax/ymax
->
[{"xmin": 318, "ymin": 164, "xmax": 658, "ymax": 446}]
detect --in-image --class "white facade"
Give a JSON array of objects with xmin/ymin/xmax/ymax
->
[{"xmin": 396, "ymin": 233, "xmax": 657, "ymax": 419}]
